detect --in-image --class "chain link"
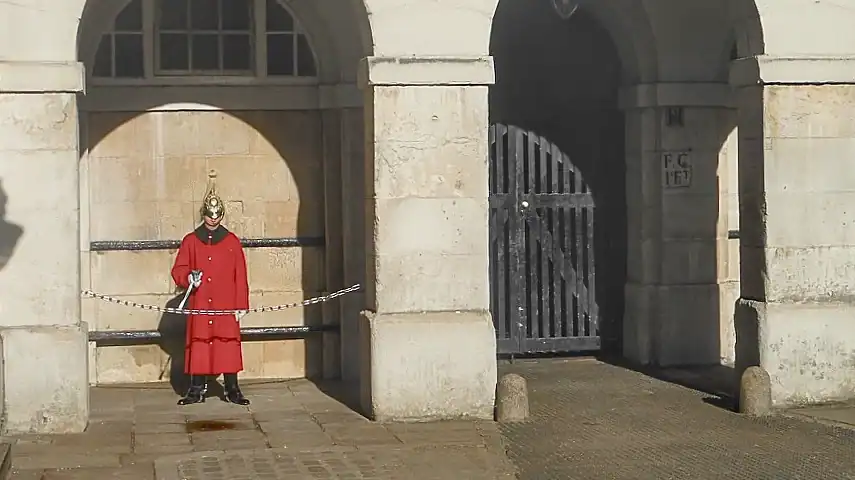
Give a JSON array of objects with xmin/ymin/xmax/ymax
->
[{"xmin": 82, "ymin": 284, "xmax": 361, "ymax": 316}]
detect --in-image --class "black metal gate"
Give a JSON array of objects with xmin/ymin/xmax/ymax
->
[{"xmin": 489, "ymin": 123, "xmax": 599, "ymax": 355}]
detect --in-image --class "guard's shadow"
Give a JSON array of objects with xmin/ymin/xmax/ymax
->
[
  {"xmin": 0, "ymin": 179, "xmax": 23, "ymax": 272},
  {"xmin": 156, "ymin": 292, "xmax": 225, "ymax": 400}
]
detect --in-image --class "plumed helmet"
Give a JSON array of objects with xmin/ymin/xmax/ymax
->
[{"xmin": 201, "ymin": 169, "xmax": 225, "ymax": 220}]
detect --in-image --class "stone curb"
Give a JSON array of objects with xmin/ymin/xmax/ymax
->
[{"xmin": 776, "ymin": 410, "xmax": 855, "ymax": 433}]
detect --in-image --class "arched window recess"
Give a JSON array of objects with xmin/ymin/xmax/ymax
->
[{"xmin": 90, "ymin": 0, "xmax": 319, "ymax": 86}]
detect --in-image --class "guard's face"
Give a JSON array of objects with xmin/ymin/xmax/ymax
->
[{"xmin": 203, "ymin": 215, "xmax": 222, "ymax": 229}]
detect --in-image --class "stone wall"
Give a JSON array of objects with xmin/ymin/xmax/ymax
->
[{"xmin": 81, "ymin": 109, "xmax": 326, "ymax": 384}]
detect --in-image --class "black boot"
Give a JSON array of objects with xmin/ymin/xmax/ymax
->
[
  {"xmin": 178, "ymin": 375, "xmax": 208, "ymax": 405},
  {"xmin": 223, "ymin": 374, "xmax": 250, "ymax": 406}
]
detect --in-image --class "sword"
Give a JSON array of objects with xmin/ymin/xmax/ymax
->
[
  {"xmin": 178, "ymin": 270, "xmax": 203, "ymax": 310},
  {"xmin": 177, "ymin": 282, "xmax": 195, "ymax": 310}
]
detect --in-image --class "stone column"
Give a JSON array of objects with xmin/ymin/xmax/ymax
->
[
  {"xmin": 732, "ymin": 56, "xmax": 855, "ymax": 406},
  {"xmin": 621, "ymin": 83, "xmax": 739, "ymax": 367},
  {"xmin": 357, "ymin": 56, "xmax": 497, "ymax": 421},
  {"xmin": 0, "ymin": 61, "xmax": 89, "ymax": 434}
]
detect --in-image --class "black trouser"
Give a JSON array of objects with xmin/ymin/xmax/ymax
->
[{"xmin": 190, "ymin": 374, "xmax": 239, "ymax": 389}]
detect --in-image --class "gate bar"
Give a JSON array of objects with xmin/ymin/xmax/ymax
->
[{"xmin": 89, "ymin": 325, "xmax": 338, "ymax": 346}]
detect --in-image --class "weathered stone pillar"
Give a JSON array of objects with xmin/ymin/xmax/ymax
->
[
  {"xmin": 732, "ymin": 55, "xmax": 855, "ymax": 406},
  {"xmin": 620, "ymin": 83, "xmax": 739, "ymax": 367},
  {"xmin": 0, "ymin": 61, "xmax": 89, "ymax": 433},
  {"xmin": 357, "ymin": 56, "xmax": 497, "ymax": 421}
]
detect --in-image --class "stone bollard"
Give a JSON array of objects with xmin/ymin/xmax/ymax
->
[
  {"xmin": 739, "ymin": 366, "xmax": 772, "ymax": 416},
  {"xmin": 496, "ymin": 373, "xmax": 529, "ymax": 422}
]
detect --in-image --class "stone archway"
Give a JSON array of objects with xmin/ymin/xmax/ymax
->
[
  {"xmin": 486, "ymin": 0, "xmax": 771, "ymax": 372},
  {"xmin": 75, "ymin": 0, "xmax": 376, "ymax": 389},
  {"xmin": 489, "ymin": 0, "xmax": 634, "ymax": 356},
  {"xmin": 488, "ymin": 0, "xmax": 662, "ymax": 360}
]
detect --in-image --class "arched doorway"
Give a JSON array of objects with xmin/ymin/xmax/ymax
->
[
  {"xmin": 77, "ymin": 0, "xmax": 369, "ymax": 386},
  {"xmin": 489, "ymin": 0, "xmax": 626, "ymax": 356}
]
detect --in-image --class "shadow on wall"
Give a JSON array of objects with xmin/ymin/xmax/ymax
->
[
  {"xmin": 0, "ymin": 179, "xmax": 24, "ymax": 271},
  {"xmin": 82, "ymin": 108, "xmax": 327, "ymax": 391},
  {"xmin": 156, "ymin": 293, "xmax": 191, "ymax": 395},
  {"xmin": 733, "ymin": 86, "xmax": 765, "ymax": 389}
]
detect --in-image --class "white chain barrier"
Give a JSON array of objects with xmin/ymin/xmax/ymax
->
[{"xmin": 82, "ymin": 284, "xmax": 361, "ymax": 316}]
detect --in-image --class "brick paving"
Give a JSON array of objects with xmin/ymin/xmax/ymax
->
[{"xmin": 499, "ymin": 358, "xmax": 855, "ymax": 480}]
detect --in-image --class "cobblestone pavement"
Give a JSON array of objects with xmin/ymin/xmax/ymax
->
[
  {"xmin": 7, "ymin": 380, "xmax": 514, "ymax": 479},
  {"xmin": 499, "ymin": 358, "xmax": 855, "ymax": 480}
]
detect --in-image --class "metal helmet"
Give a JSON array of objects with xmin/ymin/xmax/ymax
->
[{"xmin": 200, "ymin": 170, "xmax": 225, "ymax": 220}]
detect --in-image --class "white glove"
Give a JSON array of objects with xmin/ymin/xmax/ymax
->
[
  {"xmin": 188, "ymin": 270, "xmax": 203, "ymax": 288},
  {"xmin": 235, "ymin": 310, "xmax": 248, "ymax": 321}
]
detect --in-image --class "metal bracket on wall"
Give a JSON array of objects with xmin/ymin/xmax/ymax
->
[{"xmin": 665, "ymin": 107, "xmax": 684, "ymax": 127}]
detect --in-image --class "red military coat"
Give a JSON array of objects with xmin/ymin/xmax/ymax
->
[{"xmin": 171, "ymin": 225, "xmax": 249, "ymax": 375}]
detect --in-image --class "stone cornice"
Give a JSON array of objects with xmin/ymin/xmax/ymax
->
[
  {"xmin": 80, "ymin": 84, "xmax": 362, "ymax": 112},
  {"xmin": 0, "ymin": 61, "xmax": 85, "ymax": 93},
  {"xmin": 730, "ymin": 55, "xmax": 855, "ymax": 86},
  {"xmin": 358, "ymin": 56, "xmax": 495, "ymax": 88}
]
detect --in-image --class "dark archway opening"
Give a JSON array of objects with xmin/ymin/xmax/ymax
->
[{"xmin": 490, "ymin": 0, "xmax": 626, "ymax": 355}]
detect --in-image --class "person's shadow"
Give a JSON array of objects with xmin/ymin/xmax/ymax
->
[
  {"xmin": 156, "ymin": 292, "xmax": 226, "ymax": 400},
  {"xmin": 0, "ymin": 180, "xmax": 24, "ymax": 271}
]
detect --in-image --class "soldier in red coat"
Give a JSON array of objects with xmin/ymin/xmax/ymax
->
[{"xmin": 171, "ymin": 171, "xmax": 251, "ymax": 406}]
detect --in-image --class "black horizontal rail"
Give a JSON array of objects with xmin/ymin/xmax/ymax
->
[
  {"xmin": 727, "ymin": 230, "xmax": 740, "ymax": 240},
  {"xmin": 90, "ymin": 236, "xmax": 325, "ymax": 252},
  {"xmin": 89, "ymin": 325, "xmax": 338, "ymax": 347}
]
